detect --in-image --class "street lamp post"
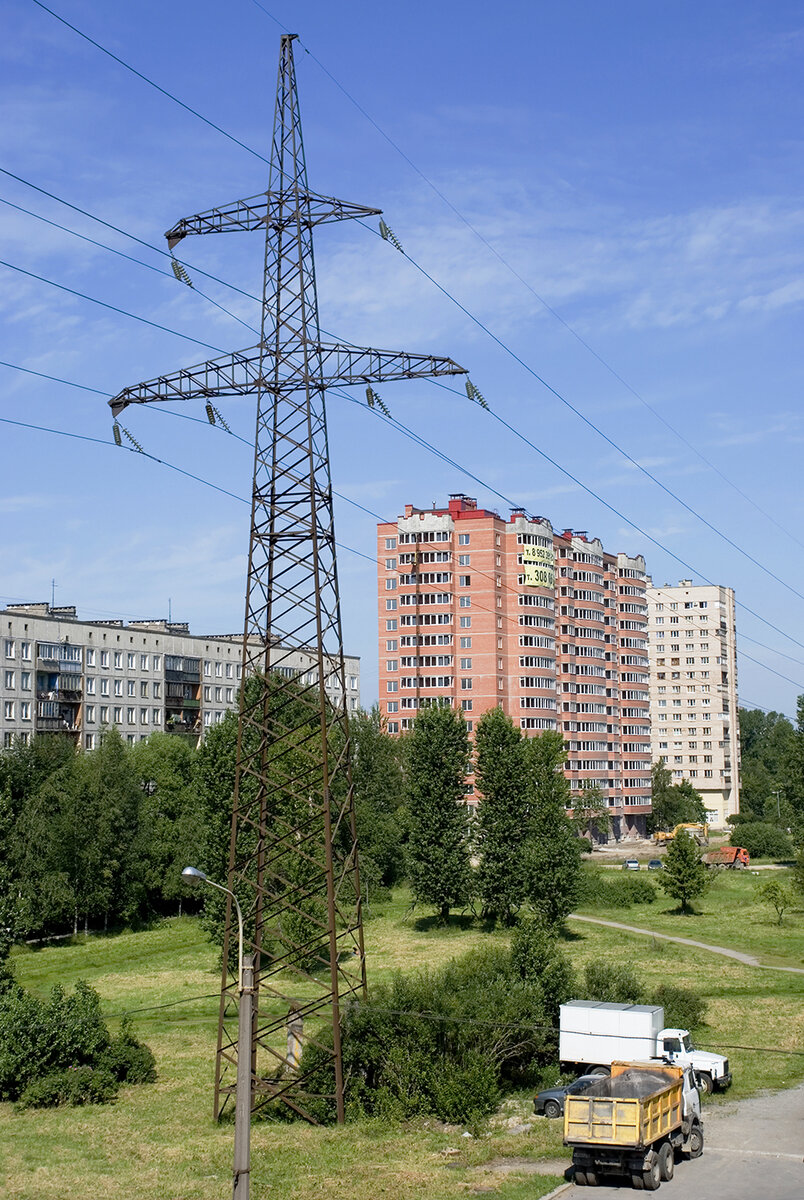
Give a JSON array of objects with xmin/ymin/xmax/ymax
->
[
  {"xmin": 182, "ymin": 867, "xmax": 253, "ymax": 1200},
  {"xmin": 771, "ymin": 789, "xmax": 782, "ymax": 820}
]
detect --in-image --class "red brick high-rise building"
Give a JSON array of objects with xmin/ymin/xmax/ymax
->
[{"xmin": 377, "ymin": 495, "xmax": 651, "ymax": 838}]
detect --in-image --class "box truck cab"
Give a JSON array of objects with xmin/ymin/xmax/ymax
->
[{"xmin": 560, "ymin": 1001, "xmax": 731, "ymax": 1094}]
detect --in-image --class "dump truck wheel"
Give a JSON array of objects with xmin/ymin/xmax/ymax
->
[
  {"xmin": 642, "ymin": 1158, "xmax": 661, "ymax": 1190},
  {"xmin": 697, "ymin": 1072, "xmax": 713, "ymax": 1095},
  {"xmin": 658, "ymin": 1143, "xmax": 674, "ymax": 1181},
  {"xmin": 574, "ymin": 1170, "xmax": 588, "ymax": 1186},
  {"xmin": 630, "ymin": 1173, "xmax": 645, "ymax": 1189},
  {"xmin": 544, "ymin": 1099, "xmax": 561, "ymax": 1119},
  {"xmin": 590, "ymin": 1066, "xmax": 611, "ymax": 1077},
  {"xmin": 585, "ymin": 1170, "xmax": 598, "ymax": 1186},
  {"xmin": 687, "ymin": 1124, "xmax": 704, "ymax": 1159}
]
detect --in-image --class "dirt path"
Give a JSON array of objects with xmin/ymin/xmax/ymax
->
[{"xmin": 569, "ymin": 913, "xmax": 804, "ymax": 974}]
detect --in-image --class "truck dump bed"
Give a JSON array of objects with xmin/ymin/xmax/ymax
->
[{"xmin": 564, "ymin": 1062, "xmax": 684, "ymax": 1150}]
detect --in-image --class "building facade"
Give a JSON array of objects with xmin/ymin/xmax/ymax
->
[
  {"xmin": 1, "ymin": 602, "xmax": 360, "ymax": 750},
  {"xmin": 645, "ymin": 580, "xmax": 739, "ymax": 828},
  {"xmin": 377, "ymin": 496, "xmax": 651, "ymax": 837}
]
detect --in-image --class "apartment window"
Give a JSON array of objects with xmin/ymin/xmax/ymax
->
[
  {"xmin": 114, "ymin": 680, "xmax": 123, "ymax": 697},
  {"xmin": 127, "ymin": 680, "xmax": 136, "ymax": 697},
  {"xmin": 19, "ymin": 641, "xmax": 31, "ymax": 661},
  {"xmin": 204, "ymin": 711, "xmax": 212, "ymax": 727},
  {"xmin": 460, "ymin": 616, "xmax": 472, "ymax": 628},
  {"xmin": 350, "ymin": 676, "xmax": 358, "ymax": 691},
  {"xmin": 20, "ymin": 671, "xmax": 31, "ymax": 691},
  {"xmin": 204, "ymin": 660, "xmax": 211, "ymax": 676},
  {"xmin": 225, "ymin": 688, "xmax": 233, "ymax": 703},
  {"xmin": 85, "ymin": 734, "xmax": 95, "ymax": 750},
  {"xmin": 386, "ymin": 619, "xmax": 397, "ymax": 631},
  {"xmin": 460, "ymin": 637, "xmax": 472, "ymax": 648},
  {"xmin": 387, "ymin": 701, "xmax": 399, "ymax": 713},
  {"xmin": 82, "ymin": 647, "xmax": 94, "ymax": 667},
  {"xmin": 215, "ymin": 662, "xmax": 222, "ymax": 677},
  {"xmin": 385, "ymin": 537, "xmax": 397, "ymax": 550},
  {"xmin": 386, "ymin": 640, "xmax": 398, "ymax": 652},
  {"xmin": 461, "ymin": 678, "xmax": 473, "ymax": 690},
  {"xmin": 459, "ymin": 597, "xmax": 471, "ymax": 608},
  {"xmin": 127, "ymin": 735, "xmax": 136, "ymax": 745},
  {"xmin": 704, "ymin": 769, "xmax": 713, "ymax": 778},
  {"xmin": 387, "ymin": 681, "xmax": 398, "ymax": 692},
  {"xmin": 100, "ymin": 679, "xmax": 109, "ymax": 697},
  {"xmin": 4, "ymin": 670, "xmax": 14, "ymax": 689},
  {"xmin": 459, "ymin": 575, "xmax": 471, "ymax": 587},
  {"xmin": 140, "ymin": 681, "xmax": 148, "ymax": 698},
  {"xmin": 101, "ymin": 650, "xmax": 109, "ymax": 668},
  {"xmin": 113, "ymin": 706, "xmax": 122, "ymax": 724},
  {"xmin": 140, "ymin": 654, "xmax": 149, "ymax": 670},
  {"xmin": 153, "ymin": 708, "xmax": 161, "ymax": 725},
  {"xmin": 114, "ymin": 651, "xmax": 122, "ymax": 668},
  {"xmin": 386, "ymin": 660, "xmax": 398, "ymax": 672},
  {"xmin": 385, "ymin": 578, "xmax": 397, "ymax": 590},
  {"xmin": 20, "ymin": 701, "xmax": 31, "ymax": 721},
  {"xmin": 225, "ymin": 663, "xmax": 233, "ymax": 679},
  {"xmin": 461, "ymin": 699, "xmax": 473, "ymax": 711},
  {"xmin": 385, "ymin": 558, "xmax": 397, "ymax": 570},
  {"xmin": 460, "ymin": 658, "xmax": 472, "ymax": 670},
  {"xmin": 127, "ymin": 707, "xmax": 136, "ymax": 724},
  {"xmin": 386, "ymin": 599, "xmax": 397, "ymax": 610},
  {"xmin": 458, "ymin": 533, "xmax": 470, "ymax": 545},
  {"xmin": 100, "ymin": 706, "xmax": 109, "ymax": 723},
  {"xmin": 458, "ymin": 555, "xmax": 470, "ymax": 566},
  {"xmin": 140, "ymin": 708, "xmax": 148, "ymax": 724},
  {"xmin": 86, "ymin": 677, "xmax": 96, "ymax": 695},
  {"xmin": 387, "ymin": 721, "xmax": 399, "ymax": 733},
  {"xmin": 153, "ymin": 654, "xmax": 161, "ymax": 671},
  {"xmin": 86, "ymin": 705, "xmax": 95, "ymax": 723},
  {"xmin": 4, "ymin": 640, "xmax": 14, "ymax": 659},
  {"xmin": 127, "ymin": 652, "xmax": 136, "ymax": 669}
]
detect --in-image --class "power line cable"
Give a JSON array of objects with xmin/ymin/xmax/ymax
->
[
  {"xmin": 0, "ymin": 258, "xmax": 227, "ymax": 353},
  {"xmin": 29, "ymin": 0, "xmax": 271, "ymax": 166},
  {"xmin": 245, "ymin": 0, "xmax": 804, "ymax": 557},
  {"xmin": 0, "ymin": 194, "xmax": 261, "ymax": 336}
]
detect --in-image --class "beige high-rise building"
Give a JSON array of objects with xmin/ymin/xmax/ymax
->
[{"xmin": 645, "ymin": 580, "xmax": 740, "ymax": 828}]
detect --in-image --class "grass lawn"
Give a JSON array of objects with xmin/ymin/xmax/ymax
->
[
  {"xmin": 3, "ymin": 885, "xmax": 804, "ymax": 1199},
  {"xmin": 576, "ymin": 864, "xmax": 804, "ymax": 967}
]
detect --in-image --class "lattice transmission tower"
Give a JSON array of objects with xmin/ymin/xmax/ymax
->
[{"xmin": 110, "ymin": 33, "xmax": 466, "ymax": 1123}]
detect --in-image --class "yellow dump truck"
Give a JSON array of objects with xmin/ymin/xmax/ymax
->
[{"xmin": 564, "ymin": 1061, "xmax": 703, "ymax": 1190}]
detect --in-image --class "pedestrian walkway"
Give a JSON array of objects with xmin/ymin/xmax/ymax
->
[{"xmin": 569, "ymin": 913, "xmax": 804, "ymax": 974}]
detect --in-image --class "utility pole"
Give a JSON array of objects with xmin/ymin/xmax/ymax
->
[{"xmin": 111, "ymin": 34, "xmax": 466, "ymax": 1124}]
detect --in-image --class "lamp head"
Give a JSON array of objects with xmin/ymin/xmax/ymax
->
[{"xmin": 181, "ymin": 866, "xmax": 208, "ymax": 885}]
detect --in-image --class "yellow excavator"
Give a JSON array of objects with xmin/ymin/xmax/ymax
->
[{"xmin": 654, "ymin": 822, "xmax": 709, "ymax": 846}]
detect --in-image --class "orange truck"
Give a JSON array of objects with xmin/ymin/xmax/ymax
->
[{"xmin": 703, "ymin": 846, "xmax": 749, "ymax": 869}]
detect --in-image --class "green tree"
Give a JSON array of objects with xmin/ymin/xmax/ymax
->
[
  {"xmin": 730, "ymin": 821, "xmax": 792, "ymax": 860},
  {"xmin": 648, "ymin": 760, "xmax": 706, "ymax": 833},
  {"xmin": 525, "ymin": 730, "xmax": 582, "ymax": 929},
  {"xmin": 572, "ymin": 783, "xmax": 610, "ymax": 846},
  {"xmin": 659, "ymin": 829, "xmax": 709, "ymax": 914},
  {"xmin": 350, "ymin": 706, "xmax": 406, "ymax": 894},
  {"xmin": 739, "ymin": 706, "xmax": 797, "ymax": 823},
  {"xmin": 758, "ymin": 879, "xmax": 793, "ymax": 925},
  {"xmin": 406, "ymin": 701, "xmax": 472, "ymax": 923},
  {"xmin": 475, "ymin": 707, "xmax": 528, "ymax": 925}
]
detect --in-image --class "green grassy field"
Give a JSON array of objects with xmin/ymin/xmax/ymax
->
[
  {"xmin": 3, "ymin": 883, "xmax": 804, "ymax": 1200},
  {"xmin": 576, "ymin": 864, "xmax": 804, "ymax": 967}
]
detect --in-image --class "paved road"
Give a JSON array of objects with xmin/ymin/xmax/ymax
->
[
  {"xmin": 561, "ymin": 1083, "xmax": 804, "ymax": 1198},
  {"xmin": 569, "ymin": 913, "xmax": 804, "ymax": 974}
]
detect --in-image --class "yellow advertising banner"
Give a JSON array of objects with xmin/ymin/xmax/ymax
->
[{"xmin": 522, "ymin": 544, "xmax": 555, "ymax": 589}]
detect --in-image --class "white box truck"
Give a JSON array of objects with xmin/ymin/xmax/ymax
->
[{"xmin": 559, "ymin": 1001, "xmax": 731, "ymax": 1094}]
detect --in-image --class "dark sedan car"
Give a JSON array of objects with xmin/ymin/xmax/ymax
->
[{"xmin": 533, "ymin": 1074, "xmax": 600, "ymax": 1118}]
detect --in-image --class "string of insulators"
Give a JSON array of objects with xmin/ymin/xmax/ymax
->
[
  {"xmin": 379, "ymin": 219, "xmax": 404, "ymax": 253},
  {"xmin": 170, "ymin": 257, "xmax": 193, "ymax": 287},
  {"xmin": 465, "ymin": 379, "xmax": 489, "ymax": 410},
  {"xmin": 366, "ymin": 386, "xmax": 391, "ymax": 418},
  {"xmin": 112, "ymin": 422, "xmax": 145, "ymax": 453},
  {"xmin": 205, "ymin": 402, "xmax": 231, "ymax": 432}
]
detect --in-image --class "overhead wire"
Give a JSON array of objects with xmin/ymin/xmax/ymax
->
[{"xmin": 245, "ymin": 0, "xmax": 804, "ymax": 557}]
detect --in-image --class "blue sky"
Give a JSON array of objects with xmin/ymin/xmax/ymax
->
[{"xmin": 2, "ymin": 0, "xmax": 804, "ymax": 714}]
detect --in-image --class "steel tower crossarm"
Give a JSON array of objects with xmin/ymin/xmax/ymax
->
[
  {"xmin": 166, "ymin": 191, "xmax": 382, "ymax": 248},
  {"xmin": 108, "ymin": 344, "xmax": 466, "ymax": 417}
]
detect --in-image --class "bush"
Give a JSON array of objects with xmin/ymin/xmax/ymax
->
[
  {"xmin": 731, "ymin": 823, "xmax": 792, "ymax": 860},
  {"xmin": 581, "ymin": 869, "xmax": 657, "ymax": 909},
  {"xmin": 0, "ymin": 979, "xmax": 155, "ymax": 1106},
  {"xmin": 651, "ymin": 984, "xmax": 707, "ymax": 1032},
  {"xmin": 510, "ymin": 918, "xmax": 575, "ymax": 1022},
  {"xmin": 583, "ymin": 960, "xmax": 644, "ymax": 1004},
  {"xmin": 16, "ymin": 1065, "xmax": 119, "ymax": 1110}
]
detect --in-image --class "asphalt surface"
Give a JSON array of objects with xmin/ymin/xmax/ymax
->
[{"xmin": 561, "ymin": 1082, "xmax": 804, "ymax": 1198}]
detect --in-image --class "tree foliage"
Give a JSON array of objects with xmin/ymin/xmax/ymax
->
[
  {"xmin": 659, "ymin": 829, "xmax": 710, "ymax": 914},
  {"xmin": 474, "ymin": 707, "xmax": 529, "ymax": 925},
  {"xmin": 525, "ymin": 731, "xmax": 582, "ymax": 929},
  {"xmin": 350, "ymin": 706, "xmax": 406, "ymax": 895},
  {"xmin": 648, "ymin": 759, "xmax": 707, "ymax": 833},
  {"xmin": 406, "ymin": 702, "xmax": 472, "ymax": 923},
  {"xmin": 729, "ymin": 822, "xmax": 792, "ymax": 860},
  {"xmin": 758, "ymin": 879, "xmax": 793, "ymax": 926}
]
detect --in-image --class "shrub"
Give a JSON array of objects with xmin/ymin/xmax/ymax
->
[
  {"xmin": 510, "ymin": 917, "xmax": 575, "ymax": 1023},
  {"xmin": 0, "ymin": 979, "xmax": 155, "ymax": 1106},
  {"xmin": 16, "ymin": 1065, "xmax": 119, "ymax": 1110},
  {"xmin": 731, "ymin": 823, "xmax": 792, "ymax": 860},
  {"xmin": 651, "ymin": 985, "xmax": 707, "ymax": 1032},
  {"xmin": 583, "ymin": 960, "xmax": 644, "ymax": 1004},
  {"xmin": 581, "ymin": 869, "xmax": 657, "ymax": 909}
]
